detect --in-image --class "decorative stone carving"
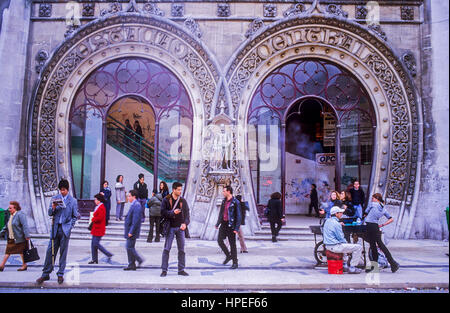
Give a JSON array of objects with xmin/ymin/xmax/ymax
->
[
  {"xmin": 171, "ymin": 3, "xmax": 184, "ymax": 17},
  {"xmin": 355, "ymin": 5, "xmax": 368, "ymax": 20},
  {"xmin": 184, "ymin": 17, "xmax": 202, "ymax": 39},
  {"xmin": 263, "ymin": 4, "xmax": 277, "ymax": 18},
  {"xmin": 245, "ymin": 18, "xmax": 264, "ymax": 38},
  {"xmin": 35, "ymin": 49, "xmax": 49, "ymax": 74},
  {"xmin": 326, "ymin": 4, "xmax": 348, "ymax": 18},
  {"xmin": 39, "ymin": 3, "xmax": 52, "ymax": 17},
  {"xmin": 225, "ymin": 16, "xmax": 419, "ymax": 207},
  {"xmin": 368, "ymin": 23, "xmax": 387, "ymax": 41},
  {"xmin": 30, "ymin": 15, "xmax": 219, "ymax": 196},
  {"xmin": 100, "ymin": 2, "xmax": 122, "ymax": 16},
  {"xmin": 217, "ymin": 3, "xmax": 231, "ymax": 17},
  {"xmin": 402, "ymin": 51, "xmax": 417, "ymax": 77},
  {"xmin": 82, "ymin": 3, "xmax": 95, "ymax": 17},
  {"xmin": 142, "ymin": 1, "xmax": 164, "ymax": 16},
  {"xmin": 283, "ymin": 1, "xmax": 306, "ymax": 17},
  {"xmin": 210, "ymin": 124, "xmax": 232, "ymax": 171},
  {"xmin": 401, "ymin": 6, "xmax": 414, "ymax": 21},
  {"xmin": 64, "ymin": 24, "xmax": 80, "ymax": 38},
  {"xmin": 125, "ymin": 0, "xmax": 140, "ymax": 13}
]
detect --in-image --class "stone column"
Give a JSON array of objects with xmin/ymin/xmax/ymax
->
[{"xmin": 0, "ymin": 1, "xmax": 34, "ymax": 228}]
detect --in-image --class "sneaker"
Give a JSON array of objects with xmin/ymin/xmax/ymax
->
[
  {"xmin": 348, "ymin": 266, "xmax": 361, "ymax": 274},
  {"xmin": 391, "ymin": 262, "xmax": 400, "ymax": 273},
  {"xmin": 160, "ymin": 271, "xmax": 167, "ymax": 277},
  {"xmin": 178, "ymin": 270, "xmax": 189, "ymax": 276}
]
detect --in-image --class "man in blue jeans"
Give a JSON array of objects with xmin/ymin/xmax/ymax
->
[{"xmin": 160, "ymin": 182, "xmax": 190, "ymax": 277}]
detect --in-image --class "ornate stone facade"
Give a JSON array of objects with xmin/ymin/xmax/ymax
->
[{"xmin": 0, "ymin": 0, "xmax": 446, "ymax": 240}]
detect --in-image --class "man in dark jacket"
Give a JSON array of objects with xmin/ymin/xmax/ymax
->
[
  {"xmin": 215, "ymin": 186, "xmax": 241, "ymax": 269},
  {"xmin": 123, "ymin": 190, "xmax": 144, "ymax": 271},
  {"xmin": 349, "ymin": 180, "xmax": 365, "ymax": 218},
  {"xmin": 307, "ymin": 184, "xmax": 320, "ymax": 217},
  {"xmin": 133, "ymin": 173, "xmax": 148, "ymax": 223},
  {"xmin": 160, "ymin": 182, "xmax": 190, "ymax": 277}
]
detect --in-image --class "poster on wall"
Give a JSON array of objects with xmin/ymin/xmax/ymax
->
[{"xmin": 323, "ymin": 114, "xmax": 336, "ymax": 147}]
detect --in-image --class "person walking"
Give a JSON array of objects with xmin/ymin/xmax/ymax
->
[
  {"xmin": 36, "ymin": 179, "xmax": 78, "ymax": 285},
  {"xmin": 323, "ymin": 206, "xmax": 363, "ymax": 274},
  {"xmin": 100, "ymin": 180, "xmax": 112, "ymax": 226},
  {"xmin": 133, "ymin": 173, "xmax": 148, "ymax": 223},
  {"xmin": 159, "ymin": 181, "xmax": 169, "ymax": 198},
  {"xmin": 265, "ymin": 192, "xmax": 284, "ymax": 242},
  {"xmin": 0, "ymin": 201, "xmax": 30, "ymax": 272},
  {"xmin": 160, "ymin": 182, "xmax": 190, "ymax": 277},
  {"xmin": 235, "ymin": 195, "xmax": 248, "ymax": 253},
  {"xmin": 147, "ymin": 189, "xmax": 163, "ymax": 243},
  {"xmin": 134, "ymin": 120, "xmax": 143, "ymax": 158},
  {"xmin": 115, "ymin": 175, "xmax": 126, "ymax": 221},
  {"xmin": 123, "ymin": 190, "xmax": 145, "ymax": 271},
  {"xmin": 364, "ymin": 193, "xmax": 400, "ymax": 273},
  {"xmin": 89, "ymin": 193, "xmax": 113, "ymax": 264},
  {"xmin": 307, "ymin": 184, "xmax": 320, "ymax": 217},
  {"xmin": 124, "ymin": 119, "xmax": 134, "ymax": 153},
  {"xmin": 215, "ymin": 186, "xmax": 241, "ymax": 269},
  {"xmin": 349, "ymin": 180, "xmax": 365, "ymax": 218}
]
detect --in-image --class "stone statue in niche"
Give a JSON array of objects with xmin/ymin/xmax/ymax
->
[{"xmin": 211, "ymin": 124, "xmax": 232, "ymax": 171}]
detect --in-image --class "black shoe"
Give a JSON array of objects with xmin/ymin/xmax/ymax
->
[
  {"xmin": 137, "ymin": 259, "xmax": 145, "ymax": 268},
  {"xmin": 155, "ymin": 238, "xmax": 160, "ymax": 242},
  {"xmin": 223, "ymin": 256, "xmax": 232, "ymax": 265},
  {"xmin": 231, "ymin": 263, "xmax": 238, "ymax": 269},
  {"xmin": 36, "ymin": 276, "xmax": 50, "ymax": 284},
  {"xmin": 123, "ymin": 266, "xmax": 137, "ymax": 271},
  {"xmin": 272, "ymin": 237, "xmax": 277, "ymax": 242},
  {"xmin": 391, "ymin": 262, "xmax": 400, "ymax": 273},
  {"xmin": 365, "ymin": 266, "xmax": 375, "ymax": 273},
  {"xmin": 160, "ymin": 271, "xmax": 167, "ymax": 277},
  {"xmin": 57, "ymin": 276, "xmax": 64, "ymax": 284},
  {"xmin": 88, "ymin": 260, "xmax": 98, "ymax": 264},
  {"xmin": 178, "ymin": 270, "xmax": 189, "ymax": 276},
  {"xmin": 147, "ymin": 239, "xmax": 152, "ymax": 243}
]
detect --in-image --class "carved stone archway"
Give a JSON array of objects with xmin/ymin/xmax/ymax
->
[
  {"xmin": 27, "ymin": 13, "xmax": 221, "ymax": 234},
  {"xmin": 225, "ymin": 15, "xmax": 422, "ymax": 239}
]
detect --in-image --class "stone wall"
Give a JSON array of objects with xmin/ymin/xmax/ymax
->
[
  {"xmin": 0, "ymin": 0, "xmax": 34, "ymax": 228},
  {"xmin": 411, "ymin": 0, "xmax": 449, "ymax": 240}
]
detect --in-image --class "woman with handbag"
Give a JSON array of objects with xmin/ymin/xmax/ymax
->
[
  {"xmin": 88, "ymin": 193, "xmax": 113, "ymax": 264},
  {"xmin": 0, "ymin": 201, "xmax": 30, "ymax": 271}
]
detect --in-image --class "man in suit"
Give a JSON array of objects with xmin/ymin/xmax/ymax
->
[
  {"xmin": 160, "ymin": 182, "xmax": 190, "ymax": 277},
  {"xmin": 36, "ymin": 179, "xmax": 78, "ymax": 285},
  {"xmin": 215, "ymin": 186, "xmax": 241, "ymax": 269},
  {"xmin": 133, "ymin": 173, "xmax": 148, "ymax": 223},
  {"xmin": 123, "ymin": 189, "xmax": 145, "ymax": 271}
]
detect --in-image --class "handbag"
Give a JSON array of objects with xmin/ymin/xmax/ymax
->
[
  {"xmin": 23, "ymin": 240, "xmax": 40, "ymax": 263},
  {"xmin": 160, "ymin": 196, "xmax": 181, "ymax": 237}
]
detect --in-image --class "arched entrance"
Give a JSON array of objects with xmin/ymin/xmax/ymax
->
[
  {"xmin": 69, "ymin": 57, "xmax": 193, "ymax": 200},
  {"xmin": 247, "ymin": 59, "xmax": 375, "ymax": 216},
  {"xmin": 28, "ymin": 14, "xmax": 220, "ymax": 233}
]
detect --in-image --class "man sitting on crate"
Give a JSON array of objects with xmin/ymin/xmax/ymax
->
[{"xmin": 323, "ymin": 206, "xmax": 362, "ymax": 274}]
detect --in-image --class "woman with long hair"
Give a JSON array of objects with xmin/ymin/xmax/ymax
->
[
  {"xmin": 319, "ymin": 190, "xmax": 342, "ymax": 219},
  {"xmin": 364, "ymin": 193, "xmax": 400, "ymax": 273},
  {"xmin": 159, "ymin": 181, "xmax": 169, "ymax": 198},
  {"xmin": 115, "ymin": 175, "xmax": 126, "ymax": 221}
]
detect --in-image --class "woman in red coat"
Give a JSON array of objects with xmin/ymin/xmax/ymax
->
[{"xmin": 89, "ymin": 193, "xmax": 113, "ymax": 264}]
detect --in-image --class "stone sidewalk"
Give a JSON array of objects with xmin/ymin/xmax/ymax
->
[{"xmin": 0, "ymin": 238, "xmax": 448, "ymax": 291}]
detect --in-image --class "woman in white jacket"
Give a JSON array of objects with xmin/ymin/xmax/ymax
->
[{"xmin": 115, "ymin": 175, "xmax": 127, "ymax": 221}]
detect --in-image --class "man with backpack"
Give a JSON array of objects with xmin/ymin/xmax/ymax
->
[{"xmin": 215, "ymin": 186, "xmax": 242, "ymax": 269}]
